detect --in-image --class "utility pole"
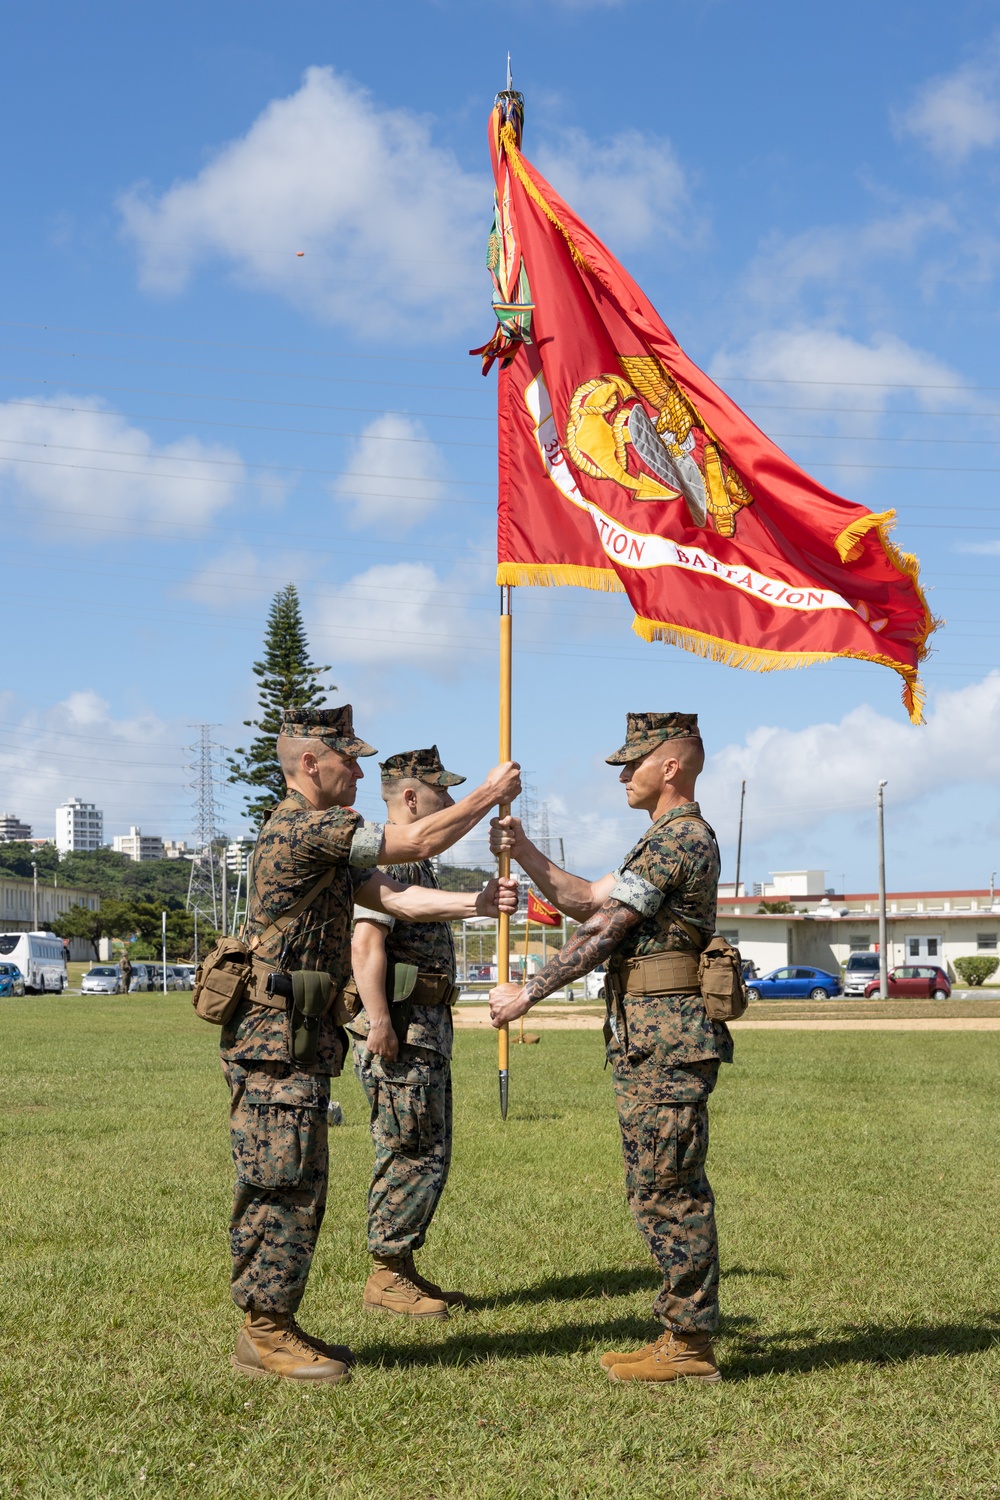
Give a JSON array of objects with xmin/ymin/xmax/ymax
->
[
  {"xmin": 877, "ymin": 781, "xmax": 888, "ymax": 999},
  {"xmin": 991, "ymin": 871, "xmax": 997, "ymax": 909},
  {"xmin": 193, "ymin": 908, "xmax": 198, "ymax": 966},
  {"xmin": 734, "ymin": 779, "xmax": 746, "ymax": 898},
  {"xmin": 161, "ymin": 910, "xmax": 168, "ymax": 995},
  {"xmin": 221, "ymin": 847, "xmax": 228, "ymax": 940},
  {"xmin": 31, "ymin": 861, "xmax": 38, "ymax": 930}
]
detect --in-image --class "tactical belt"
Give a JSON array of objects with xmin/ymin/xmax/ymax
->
[
  {"xmin": 619, "ymin": 950, "xmax": 701, "ymax": 997},
  {"xmin": 412, "ymin": 971, "xmax": 460, "ymax": 1006},
  {"xmin": 247, "ymin": 955, "xmax": 351, "ymax": 1020}
]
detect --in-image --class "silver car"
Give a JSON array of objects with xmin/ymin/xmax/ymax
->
[
  {"xmin": 169, "ymin": 965, "xmax": 193, "ymax": 990},
  {"xmin": 82, "ymin": 966, "xmax": 122, "ymax": 995}
]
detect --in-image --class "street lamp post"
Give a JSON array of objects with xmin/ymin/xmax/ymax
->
[
  {"xmin": 31, "ymin": 861, "xmax": 38, "ymax": 930},
  {"xmin": 877, "ymin": 781, "xmax": 888, "ymax": 1000}
]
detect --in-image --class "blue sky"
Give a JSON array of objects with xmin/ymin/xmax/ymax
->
[{"xmin": 3, "ymin": 0, "xmax": 1000, "ymax": 890}]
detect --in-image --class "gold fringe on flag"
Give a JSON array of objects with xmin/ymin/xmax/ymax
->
[
  {"xmin": 496, "ymin": 561, "xmax": 624, "ymax": 591},
  {"xmin": 631, "ymin": 615, "xmax": 926, "ymax": 725},
  {"xmin": 834, "ymin": 509, "xmax": 896, "ymax": 563}
]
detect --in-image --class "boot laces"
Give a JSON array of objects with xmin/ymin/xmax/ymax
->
[
  {"xmin": 391, "ymin": 1271, "xmax": 425, "ymax": 1297},
  {"xmin": 279, "ymin": 1323, "xmax": 323, "ymax": 1361},
  {"xmin": 288, "ymin": 1318, "xmax": 327, "ymax": 1356}
]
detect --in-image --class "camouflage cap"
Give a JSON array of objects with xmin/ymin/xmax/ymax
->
[
  {"xmin": 605, "ymin": 712, "xmax": 701, "ymax": 765},
  {"xmin": 380, "ymin": 745, "xmax": 466, "ymax": 788},
  {"xmin": 279, "ymin": 704, "xmax": 377, "ymax": 758}
]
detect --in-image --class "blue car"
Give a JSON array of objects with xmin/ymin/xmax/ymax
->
[
  {"xmin": 745, "ymin": 965, "xmax": 841, "ymax": 1001},
  {"xmin": 0, "ymin": 962, "xmax": 25, "ymax": 997}
]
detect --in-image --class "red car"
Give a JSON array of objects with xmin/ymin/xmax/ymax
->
[{"xmin": 864, "ymin": 965, "xmax": 951, "ymax": 999}]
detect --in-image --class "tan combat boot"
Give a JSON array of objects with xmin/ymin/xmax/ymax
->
[
  {"xmin": 399, "ymin": 1253, "xmax": 470, "ymax": 1310},
  {"xmin": 232, "ymin": 1310, "xmax": 353, "ymax": 1384},
  {"xmin": 606, "ymin": 1329, "xmax": 721, "ymax": 1384},
  {"xmin": 598, "ymin": 1337, "xmax": 662, "ymax": 1371},
  {"xmin": 363, "ymin": 1255, "xmax": 450, "ymax": 1320}
]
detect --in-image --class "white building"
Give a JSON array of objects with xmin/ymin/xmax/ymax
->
[
  {"xmin": 759, "ymin": 870, "xmax": 829, "ymax": 899},
  {"xmin": 717, "ymin": 885, "xmax": 1000, "ymax": 979},
  {"xmin": 225, "ymin": 839, "xmax": 255, "ymax": 877},
  {"xmin": 0, "ymin": 875, "xmax": 100, "ymax": 959},
  {"xmin": 163, "ymin": 840, "xmax": 190, "ymax": 860},
  {"xmin": 55, "ymin": 798, "xmax": 104, "ymax": 854},
  {"xmin": 113, "ymin": 826, "xmax": 165, "ymax": 862},
  {"xmin": 0, "ymin": 812, "xmax": 31, "ymax": 842}
]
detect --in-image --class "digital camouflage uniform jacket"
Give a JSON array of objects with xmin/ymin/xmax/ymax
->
[
  {"xmin": 607, "ymin": 800, "xmax": 733, "ymax": 1070},
  {"xmin": 220, "ymin": 790, "xmax": 384, "ymax": 1075},
  {"xmin": 348, "ymin": 859, "xmax": 455, "ymax": 1059}
]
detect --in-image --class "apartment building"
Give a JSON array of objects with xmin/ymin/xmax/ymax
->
[{"xmin": 55, "ymin": 798, "xmax": 104, "ymax": 854}]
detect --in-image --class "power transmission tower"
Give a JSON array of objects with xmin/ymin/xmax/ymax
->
[
  {"xmin": 519, "ymin": 780, "xmax": 537, "ymax": 841},
  {"xmin": 187, "ymin": 725, "xmax": 225, "ymax": 928}
]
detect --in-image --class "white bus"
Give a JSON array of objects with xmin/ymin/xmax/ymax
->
[{"xmin": 0, "ymin": 932, "xmax": 67, "ymax": 993}]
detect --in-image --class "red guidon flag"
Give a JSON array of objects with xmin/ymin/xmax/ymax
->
[
  {"xmin": 527, "ymin": 890, "xmax": 560, "ymax": 926},
  {"xmin": 473, "ymin": 93, "xmax": 938, "ymax": 723}
]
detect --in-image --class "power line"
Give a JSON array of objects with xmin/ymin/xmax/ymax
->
[{"xmin": 0, "ymin": 320, "xmax": 473, "ymax": 366}]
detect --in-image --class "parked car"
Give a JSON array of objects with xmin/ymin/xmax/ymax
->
[
  {"xmin": 170, "ymin": 965, "xmax": 194, "ymax": 990},
  {"xmin": 745, "ymin": 965, "xmax": 842, "ymax": 1001},
  {"xmin": 583, "ymin": 968, "xmax": 606, "ymax": 1000},
  {"xmin": 125, "ymin": 963, "xmax": 154, "ymax": 993},
  {"xmin": 0, "ymin": 962, "xmax": 25, "ymax": 997},
  {"xmin": 82, "ymin": 966, "xmax": 122, "ymax": 995},
  {"xmin": 864, "ymin": 965, "xmax": 951, "ymax": 1000},
  {"xmin": 843, "ymin": 951, "xmax": 881, "ymax": 996}
]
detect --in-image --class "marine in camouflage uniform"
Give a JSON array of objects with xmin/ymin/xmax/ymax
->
[
  {"xmin": 488, "ymin": 712, "xmax": 731, "ymax": 1385},
  {"xmin": 349, "ymin": 747, "xmax": 466, "ymax": 1319},
  {"xmin": 222, "ymin": 706, "xmax": 385, "ymax": 1383}
]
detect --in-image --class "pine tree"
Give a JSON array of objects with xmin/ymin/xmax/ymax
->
[{"xmin": 228, "ymin": 584, "xmax": 334, "ymax": 826}]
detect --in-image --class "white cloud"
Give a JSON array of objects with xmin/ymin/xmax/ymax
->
[
  {"xmin": 118, "ymin": 66, "xmax": 486, "ymax": 337},
  {"xmin": 740, "ymin": 203, "xmax": 954, "ymax": 315},
  {"xmin": 332, "ymin": 414, "xmax": 448, "ymax": 528},
  {"xmin": 700, "ymin": 674, "xmax": 1000, "ymax": 839},
  {"xmin": 897, "ymin": 51, "xmax": 1000, "ymax": 162},
  {"xmin": 0, "ymin": 691, "xmax": 192, "ymax": 841},
  {"xmin": 312, "ymin": 561, "xmax": 480, "ymax": 669},
  {"xmin": 0, "ymin": 394, "xmax": 244, "ymax": 526},
  {"xmin": 711, "ymin": 327, "xmax": 965, "ymax": 419},
  {"xmin": 535, "ymin": 128, "xmax": 694, "ymax": 250},
  {"xmin": 180, "ymin": 545, "xmax": 322, "ymax": 608}
]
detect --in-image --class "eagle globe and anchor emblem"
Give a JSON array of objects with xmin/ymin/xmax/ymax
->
[{"xmin": 564, "ymin": 357, "xmax": 755, "ymax": 538}]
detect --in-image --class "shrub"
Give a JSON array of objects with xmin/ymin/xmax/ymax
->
[{"xmin": 953, "ymin": 956, "xmax": 999, "ymax": 987}]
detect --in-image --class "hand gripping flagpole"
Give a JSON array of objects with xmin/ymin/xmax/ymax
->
[{"xmin": 497, "ymin": 584, "xmax": 513, "ymax": 1118}]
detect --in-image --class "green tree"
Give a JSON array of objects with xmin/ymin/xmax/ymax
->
[
  {"xmin": 50, "ymin": 897, "xmax": 140, "ymax": 959},
  {"xmin": 228, "ymin": 583, "xmax": 335, "ymax": 827}
]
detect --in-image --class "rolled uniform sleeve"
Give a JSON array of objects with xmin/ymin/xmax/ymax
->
[
  {"xmin": 353, "ymin": 903, "xmax": 394, "ymax": 929},
  {"xmin": 349, "ymin": 820, "xmax": 385, "ymax": 868},
  {"xmin": 609, "ymin": 867, "xmax": 665, "ymax": 918}
]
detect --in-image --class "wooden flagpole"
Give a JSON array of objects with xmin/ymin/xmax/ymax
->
[{"xmin": 497, "ymin": 584, "xmax": 513, "ymax": 1117}]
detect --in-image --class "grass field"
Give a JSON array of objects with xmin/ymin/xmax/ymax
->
[{"xmin": 2, "ymin": 996, "xmax": 999, "ymax": 1499}]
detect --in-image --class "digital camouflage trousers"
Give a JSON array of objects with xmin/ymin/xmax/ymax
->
[
  {"xmin": 223, "ymin": 1058, "xmax": 329, "ymax": 1315},
  {"xmin": 612, "ymin": 1054, "xmax": 721, "ymax": 1334},
  {"xmin": 353, "ymin": 1040, "xmax": 452, "ymax": 1258}
]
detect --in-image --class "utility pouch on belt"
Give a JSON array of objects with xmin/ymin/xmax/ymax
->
[
  {"xmin": 191, "ymin": 866, "xmax": 335, "ymax": 1027},
  {"xmin": 698, "ymin": 933, "xmax": 748, "ymax": 1022},
  {"xmin": 387, "ymin": 961, "xmax": 418, "ymax": 1049},
  {"xmin": 289, "ymin": 970, "xmax": 333, "ymax": 1066},
  {"xmin": 191, "ymin": 937, "xmax": 253, "ymax": 1025}
]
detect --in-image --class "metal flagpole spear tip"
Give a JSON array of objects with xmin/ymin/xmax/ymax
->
[{"xmin": 499, "ymin": 1068, "xmax": 509, "ymax": 1119}]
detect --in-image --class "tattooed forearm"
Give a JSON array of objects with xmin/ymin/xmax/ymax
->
[{"xmin": 522, "ymin": 899, "xmax": 641, "ymax": 1005}]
